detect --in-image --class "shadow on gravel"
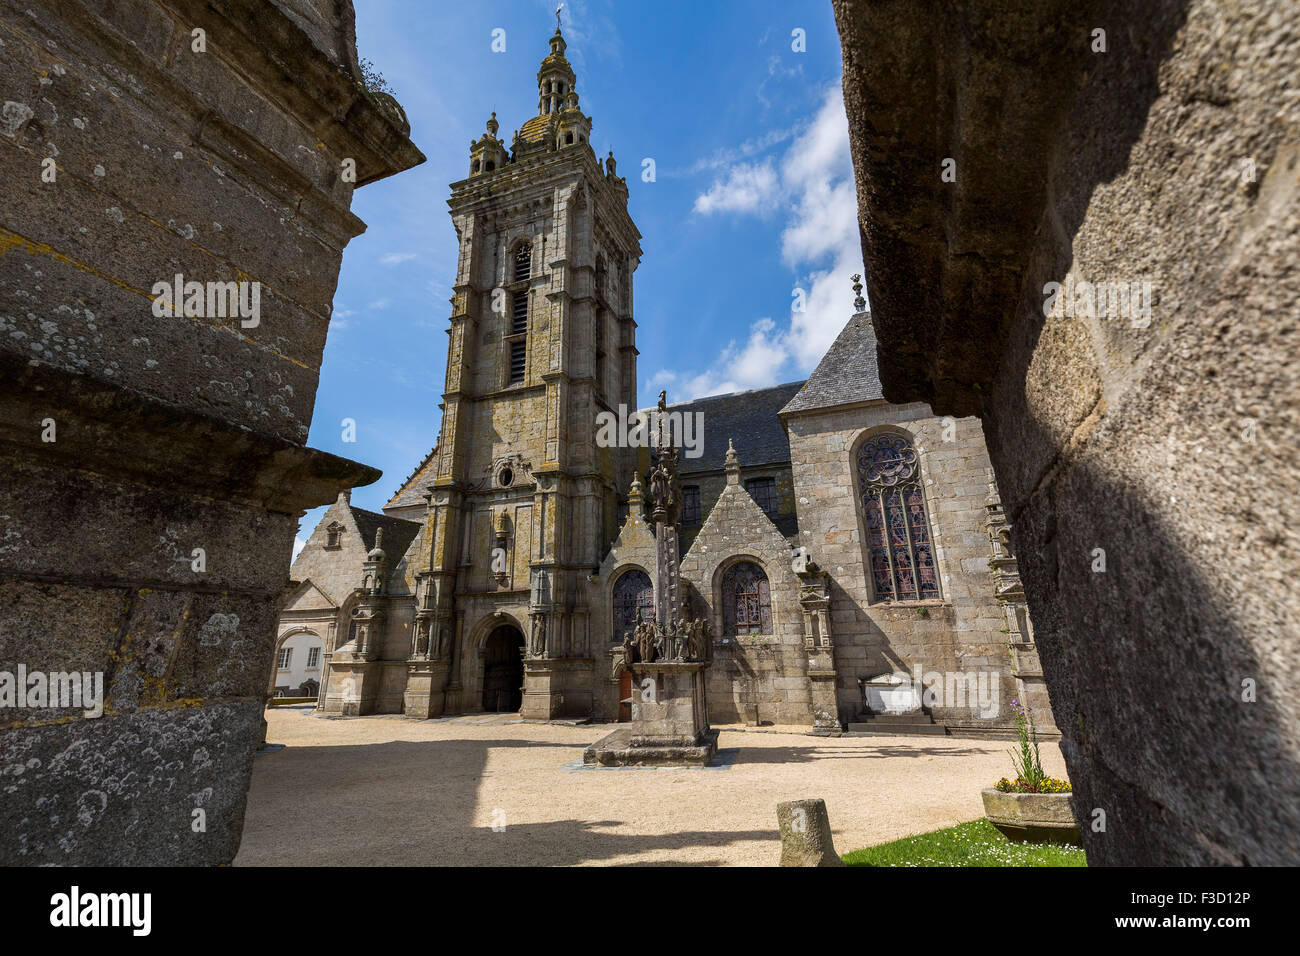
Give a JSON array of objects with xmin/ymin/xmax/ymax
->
[{"xmin": 235, "ymin": 737, "xmax": 771, "ymax": 866}]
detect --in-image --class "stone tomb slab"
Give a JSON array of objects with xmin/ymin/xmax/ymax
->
[{"xmin": 583, "ymin": 727, "xmax": 721, "ymax": 768}]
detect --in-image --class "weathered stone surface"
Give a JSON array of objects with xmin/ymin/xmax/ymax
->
[
  {"xmin": 982, "ymin": 789, "xmax": 1081, "ymax": 845},
  {"xmin": 2, "ymin": 702, "xmax": 263, "ymax": 865},
  {"xmin": 835, "ymin": 0, "xmax": 1299, "ymax": 863},
  {"xmin": 0, "ymin": 0, "xmax": 423, "ymax": 865},
  {"xmin": 777, "ymin": 797, "xmax": 844, "ymax": 867}
]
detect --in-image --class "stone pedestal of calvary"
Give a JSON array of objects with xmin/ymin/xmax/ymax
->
[{"xmin": 584, "ymin": 392, "xmax": 719, "ymax": 766}]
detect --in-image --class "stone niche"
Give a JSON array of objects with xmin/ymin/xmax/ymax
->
[
  {"xmin": 0, "ymin": 0, "xmax": 423, "ymax": 864},
  {"xmin": 834, "ymin": 0, "xmax": 1300, "ymax": 864},
  {"xmin": 859, "ymin": 673, "xmax": 921, "ymax": 716}
]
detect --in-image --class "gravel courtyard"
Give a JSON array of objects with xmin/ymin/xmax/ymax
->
[{"xmin": 234, "ymin": 708, "xmax": 1069, "ymax": 866}]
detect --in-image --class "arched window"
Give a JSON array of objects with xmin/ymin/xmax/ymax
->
[
  {"xmin": 612, "ymin": 569, "xmax": 653, "ymax": 642},
  {"xmin": 721, "ymin": 561, "xmax": 771, "ymax": 636},
  {"xmin": 857, "ymin": 433, "xmax": 940, "ymax": 601}
]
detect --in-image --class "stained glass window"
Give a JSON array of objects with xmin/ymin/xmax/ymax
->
[
  {"xmin": 612, "ymin": 569, "xmax": 653, "ymax": 643},
  {"xmin": 857, "ymin": 433, "xmax": 940, "ymax": 601},
  {"xmin": 721, "ymin": 561, "xmax": 772, "ymax": 636}
]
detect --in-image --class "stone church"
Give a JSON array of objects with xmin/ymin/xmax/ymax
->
[{"xmin": 279, "ymin": 25, "xmax": 1054, "ymax": 736}]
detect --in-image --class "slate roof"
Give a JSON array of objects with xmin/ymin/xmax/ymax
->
[
  {"xmin": 779, "ymin": 311, "xmax": 884, "ymax": 416},
  {"xmin": 349, "ymin": 506, "xmax": 421, "ymax": 563},
  {"xmin": 383, "ymin": 444, "xmax": 438, "ymax": 511},
  {"xmin": 668, "ymin": 381, "xmax": 806, "ymax": 475}
]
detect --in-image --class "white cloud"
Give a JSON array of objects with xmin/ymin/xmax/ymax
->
[
  {"xmin": 693, "ymin": 160, "xmax": 780, "ymax": 216},
  {"xmin": 646, "ymin": 317, "xmax": 792, "ymax": 402},
  {"xmin": 292, "ymin": 536, "xmax": 307, "ymax": 562},
  {"xmin": 671, "ymin": 125, "xmax": 801, "ymax": 178},
  {"xmin": 661, "ymin": 84, "xmax": 864, "ymax": 399},
  {"xmin": 380, "ymin": 252, "xmax": 417, "ymax": 265}
]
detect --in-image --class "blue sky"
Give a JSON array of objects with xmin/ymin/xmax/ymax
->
[{"xmin": 295, "ymin": 0, "xmax": 862, "ymax": 554}]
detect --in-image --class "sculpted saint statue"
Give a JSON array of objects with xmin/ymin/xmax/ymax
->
[
  {"xmin": 635, "ymin": 621, "xmax": 656, "ymax": 664},
  {"xmin": 679, "ymin": 619, "xmax": 697, "ymax": 661},
  {"xmin": 529, "ymin": 615, "xmax": 547, "ymax": 657},
  {"xmin": 649, "ymin": 462, "xmax": 668, "ymax": 514}
]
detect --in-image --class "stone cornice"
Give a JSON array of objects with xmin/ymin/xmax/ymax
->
[
  {"xmin": 166, "ymin": 0, "xmax": 426, "ymax": 188},
  {"xmin": 0, "ymin": 354, "xmax": 379, "ymax": 515}
]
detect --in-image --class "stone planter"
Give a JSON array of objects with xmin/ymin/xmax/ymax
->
[{"xmin": 981, "ymin": 788, "xmax": 1081, "ymax": 845}]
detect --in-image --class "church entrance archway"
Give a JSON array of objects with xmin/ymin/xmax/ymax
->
[{"xmin": 482, "ymin": 624, "xmax": 525, "ymax": 712}]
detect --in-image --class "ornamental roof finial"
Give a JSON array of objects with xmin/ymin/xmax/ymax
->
[{"xmin": 852, "ymin": 273, "xmax": 866, "ymax": 312}]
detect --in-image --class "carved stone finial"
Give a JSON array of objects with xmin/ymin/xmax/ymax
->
[
  {"xmin": 724, "ymin": 438, "xmax": 742, "ymax": 485},
  {"xmin": 367, "ymin": 527, "xmax": 386, "ymax": 563},
  {"xmin": 628, "ymin": 473, "xmax": 643, "ymax": 508},
  {"xmin": 486, "ymin": 111, "xmax": 498, "ymax": 137},
  {"xmin": 852, "ymin": 274, "xmax": 866, "ymax": 312}
]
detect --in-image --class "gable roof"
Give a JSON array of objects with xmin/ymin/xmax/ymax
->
[
  {"xmin": 668, "ymin": 381, "xmax": 806, "ymax": 475},
  {"xmin": 383, "ymin": 444, "xmax": 438, "ymax": 511},
  {"xmin": 350, "ymin": 506, "xmax": 421, "ymax": 562},
  {"xmin": 282, "ymin": 578, "xmax": 337, "ymax": 612},
  {"xmin": 780, "ymin": 310, "xmax": 884, "ymax": 416}
]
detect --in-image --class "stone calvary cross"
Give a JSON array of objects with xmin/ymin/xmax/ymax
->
[{"xmin": 584, "ymin": 390, "xmax": 719, "ymax": 766}]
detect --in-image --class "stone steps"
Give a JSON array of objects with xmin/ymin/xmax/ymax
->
[{"xmin": 846, "ymin": 712, "xmax": 949, "ymax": 736}]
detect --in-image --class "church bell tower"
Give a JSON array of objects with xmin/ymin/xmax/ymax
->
[{"xmin": 408, "ymin": 16, "xmax": 642, "ymax": 719}]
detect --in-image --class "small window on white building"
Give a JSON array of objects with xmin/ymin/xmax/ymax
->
[
  {"xmin": 277, "ymin": 647, "xmax": 292, "ymax": 670},
  {"xmin": 307, "ymin": 647, "xmax": 320, "ymax": 669}
]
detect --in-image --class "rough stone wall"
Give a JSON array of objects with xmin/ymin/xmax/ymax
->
[
  {"xmin": 290, "ymin": 496, "xmax": 373, "ymax": 606},
  {"xmin": 680, "ymin": 458, "xmax": 809, "ymax": 726},
  {"xmin": 835, "ymin": 0, "xmax": 1298, "ymax": 863},
  {"xmin": 0, "ymin": 0, "xmax": 422, "ymax": 864},
  {"xmin": 783, "ymin": 401, "xmax": 1020, "ymax": 732}
]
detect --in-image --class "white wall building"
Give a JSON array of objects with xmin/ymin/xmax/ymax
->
[{"xmin": 272, "ymin": 630, "xmax": 325, "ymax": 697}]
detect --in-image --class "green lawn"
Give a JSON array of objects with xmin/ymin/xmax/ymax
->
[{"xmin": 842, "ymin": 818, "xmax": 1087, "ymax": 867}]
